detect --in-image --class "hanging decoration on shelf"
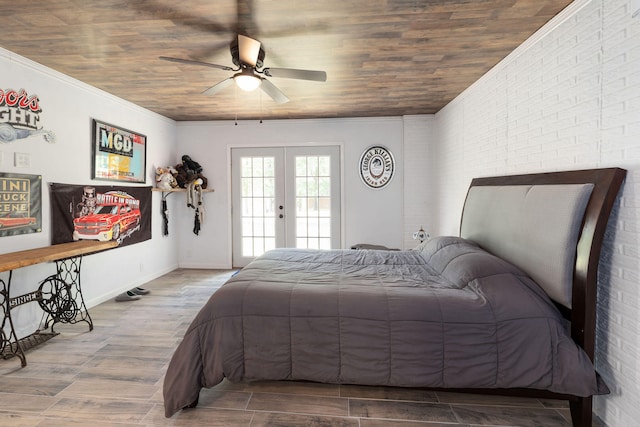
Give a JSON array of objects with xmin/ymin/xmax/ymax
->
[
  {"xmin": 155, "ymin": 166, "xmax": 177, "ymax": 236},
  {"xmin": 162, "ymin": 197, "xmax": 169, "ymax": 236},
  {"xmin": 177, "ymin": 155, "xmax": 207, "ymax": 235},
  {"xmin": 187, "ymin": 179, "xmax": 204, "ymax": 235}
]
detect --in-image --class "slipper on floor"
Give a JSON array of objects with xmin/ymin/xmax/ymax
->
[
  {"xmin": 115, "ymin": 291, "xmax": 141, "ymax": 302},
  {"xmin": 130, "ymin": 287, "xmax": 150, "ymax": 295}
]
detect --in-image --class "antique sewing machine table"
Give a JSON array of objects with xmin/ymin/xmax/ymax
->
[{"xmin": 0, "ymin": 240, "xmax": 116, "ymax": 367}]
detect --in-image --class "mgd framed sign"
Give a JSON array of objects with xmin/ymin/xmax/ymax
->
[{"xmin": 91, "ymin": 119, "xmax": 146, "ymax": 183}]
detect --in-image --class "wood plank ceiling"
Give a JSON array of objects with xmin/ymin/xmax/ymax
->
[{"xmin": 0, "ymin": 0, "xmax": 572, "ymax": 121}]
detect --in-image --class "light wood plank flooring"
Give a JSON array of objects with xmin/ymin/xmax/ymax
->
[{"xmin": 0, "ymin": 269, "xmax": 598, "ymax": 426}]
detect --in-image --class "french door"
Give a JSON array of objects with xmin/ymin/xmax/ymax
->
[{"xmin": 231, "ymin": 146, "xmax": 341, "ymax": 267}]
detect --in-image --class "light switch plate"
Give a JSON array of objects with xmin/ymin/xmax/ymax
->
[{"xmin": 14, "ymin": 152, "xmax": 31, "ymax": 168}]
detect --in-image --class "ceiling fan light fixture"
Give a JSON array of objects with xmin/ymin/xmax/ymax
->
[{"xmin": 234, "ymin": 69, "xmax": 262, "ymax": 92}]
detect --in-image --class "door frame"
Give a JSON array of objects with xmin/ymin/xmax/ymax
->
[{"xmin": 226, "ymin": 141, "xmax": 345, "ymax": 268}]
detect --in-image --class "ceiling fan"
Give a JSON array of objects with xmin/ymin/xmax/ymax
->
[{"xmin": 160, "ymin": 34, "xmax": 327, "ymax": 104}]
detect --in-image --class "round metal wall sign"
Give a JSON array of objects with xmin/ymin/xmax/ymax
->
[{"xmin": 359, "ymin": 145, "xmax": 395, "ymax": 189}]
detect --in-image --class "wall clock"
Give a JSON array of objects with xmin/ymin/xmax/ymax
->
[{"xmin": 359, "ymin": 145, "xmax": 395, "ymax": 189}]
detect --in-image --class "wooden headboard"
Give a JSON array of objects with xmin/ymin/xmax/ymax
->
[{"xmin": 458, "ymin": 168, "xmax": 626, "ymax": 427}]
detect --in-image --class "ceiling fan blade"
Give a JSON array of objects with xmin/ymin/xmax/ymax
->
[
  {"xmin": 202, "ymin": 78, "xmax": 234, "ymax": 96},
  {"xmin": 130, "ymin": 2, "xmax": 232, "ymax": 35},
  {"xmin": 260, "ymin": 79, "xmax": 289, "ymax": 104},
  {"xmin": 237, "ymin": 34, "xmax": 261, "ymax": 67},
  {"xmin": 160, "ymin": 56, "xmax": 235, "ymax": 71},
  {"xmin": 187, "ymin": 40, "xmax": 236, "ymax": 65},
  {"xmin": 235, "ymin": 0, "xmax": 258, "ymax": 35},
  {"xmin": 262, "ymin": 68, "xmax": 327, "ymax": 82}
]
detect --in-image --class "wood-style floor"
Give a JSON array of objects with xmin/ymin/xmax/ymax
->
[{"xmin": 0, "ymin": 269, "xmax": 598, "ymax": 426}]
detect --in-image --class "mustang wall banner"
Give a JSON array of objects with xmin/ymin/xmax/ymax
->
[
  {"xmin": 50, "ymin": 183, "xmax": 151, "ymax": 246},
  {"xmin": 0, "ymin": 172, "xmax": 42, "ymax": 237}
]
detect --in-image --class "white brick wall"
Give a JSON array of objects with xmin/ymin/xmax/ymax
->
[
  {"xmin": 432, "ymin": 0, "xmax": 640, "ymax": 425},
  {"xmin": 402, "ymin": 115, "xmax": 435, "ymax": 249}
]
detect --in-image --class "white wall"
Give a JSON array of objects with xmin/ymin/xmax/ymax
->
[
  {"xmin": 432, "ymin": 1, "xmax": 640, "ymax": 425},
  {"xmin": 175, "ymin": 117, "xmax": 407, "ymax": 268},
  {"xmin": 0, "ymin": 49, "xmax": 179, "ymax": 338},
  {"xmin": 402, "ymin": 115, "xmax": 435, "ymax": 249}
]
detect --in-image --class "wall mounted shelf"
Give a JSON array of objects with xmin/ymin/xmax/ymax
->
[
  {"xmin": 152, "ymin": 187, "xmax": 214, "ymax": 199},
  {"xmin": 152, "ymin": 187, "xmax": 214, "ymax": 236}
]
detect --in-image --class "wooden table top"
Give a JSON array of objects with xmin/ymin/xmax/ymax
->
[{"xmin": 0, "ymin": 240, "xmax": 118, "ymax": 273}]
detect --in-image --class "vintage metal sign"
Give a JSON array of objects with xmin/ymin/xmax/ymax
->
[
  {"xmin": 0, "ymin": 172, "xmax": 42, "ymax": 237},
  {"xmin": 0, "ymin": 88, "xmax": 56, "ymax": 143},
  {"xmin": 359, "ymin": 145, "xmax": 395, "ymax": 189}
]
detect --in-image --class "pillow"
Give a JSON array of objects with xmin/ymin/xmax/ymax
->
[{"xmin": 418, "ymin": 236, "xmax": 528, "ymax": 288}]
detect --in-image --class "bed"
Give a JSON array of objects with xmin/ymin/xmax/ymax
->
[{"xmin": 163, "ymin": 167, "xmax": 626, "ymax": 427}]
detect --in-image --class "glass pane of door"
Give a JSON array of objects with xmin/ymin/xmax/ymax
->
[
  {"xmin": 285, "ymin": 146, "xmax": 340, "ymax": 250},
  {"xmin": 240, "ymin": 156, "xmax": 277, "ymax": 256},
  {"xmin": 232, "ymin": 147, "xmax": 285, "ymax": 267},
  {"xmin": 294, "ymin": 154, "xmax": 333, "ymax": 250}
]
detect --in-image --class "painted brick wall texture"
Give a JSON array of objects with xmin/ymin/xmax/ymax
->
[
  {"xmin": 402, "ymin": 115, "xmax": 434, "ymax": 249},
  {"xmin": 432, "ymin": 0, "xmax": 640, "ymax": 425}
]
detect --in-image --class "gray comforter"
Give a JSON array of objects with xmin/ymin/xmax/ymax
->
[{"xmin": 163, "ymin": 236, "xmax": 606, "ymax": 417}]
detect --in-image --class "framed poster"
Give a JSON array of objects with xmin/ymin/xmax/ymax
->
[
  {"xmin": 91, "ymin": 119, "xmax": 146, "ymax": 183},
  {"xmin": 0, "ymin": 172, "xmax": 42, "ymax": 237}
]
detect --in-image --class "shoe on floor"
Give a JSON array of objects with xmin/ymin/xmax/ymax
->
[
  {"xmin": 130, "ymin": 287, "xmax": 150, "ymax": 295},
  {"xmin": 115, "ymin": 291, "xmax": 141, "ymax": 302}
]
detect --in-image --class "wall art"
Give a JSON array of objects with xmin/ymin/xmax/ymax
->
[
  {"xmin": 359, "ymin": 145, "xmax": 395, "ymax": 189},
  {"xmin": 0, "ymin": 172, "xmax": 42, "ymax": 237},
  {"xmin": 91, "ymin": 119, "xmax": 146, "ymax": 183},
  {"xmin": 0, "ymin": 87, "xmax": 56, "ymax": 143},
  {"xmin": 49, "ymin": 183, "xmax": 152, "ymax": 247}
]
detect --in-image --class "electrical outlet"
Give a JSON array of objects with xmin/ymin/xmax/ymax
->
[{"xmin": 14, "ymin": 152, "xmax": 31, "ymax": 168}]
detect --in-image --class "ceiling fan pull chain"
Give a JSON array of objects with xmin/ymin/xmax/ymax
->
[
  {"xmin": 235, "ymin": 85, "xmax": 238, "ymax": 126},
  {"xmin": 259, "ymin": 87, "xmax": 263, "ymax": 124}
]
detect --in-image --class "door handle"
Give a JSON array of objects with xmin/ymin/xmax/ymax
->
[{"xmin": 279, "ymin": 214, "xmax": 284, "ymax": 219}]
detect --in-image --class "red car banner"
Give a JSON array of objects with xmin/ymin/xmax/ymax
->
[
  {"xmin": 0, "ymin": 172, "xmax": 42, "ymax": 237},
  {"xmin": 50, "ymin": 183, "xmax": 151, "ymax": 246}
]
